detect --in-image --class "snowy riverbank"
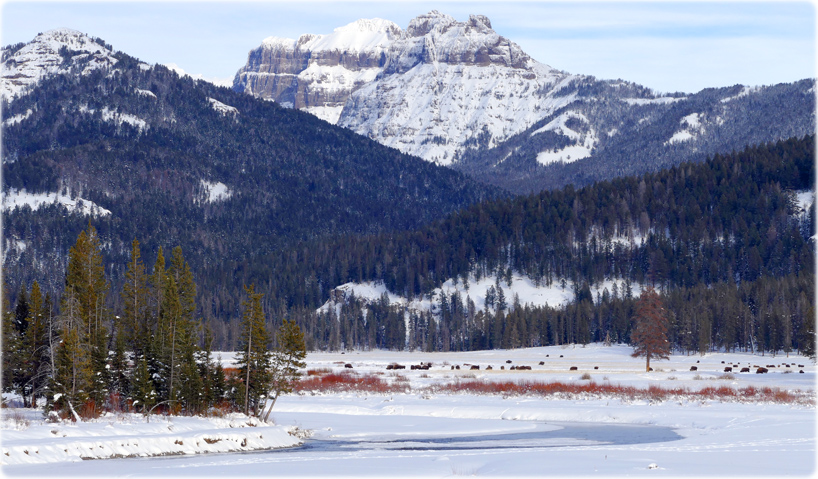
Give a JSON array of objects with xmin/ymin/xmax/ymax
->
[{"xmin": 0, "ymin": 412, "xmax": 301, "ymax": 465}]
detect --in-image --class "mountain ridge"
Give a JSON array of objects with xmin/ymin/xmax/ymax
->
[{"xmin": 234, "ymin": 11, "xmax": 815, "ymax": 192}]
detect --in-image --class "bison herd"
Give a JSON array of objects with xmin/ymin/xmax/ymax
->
[{"xmin": 350, "ymin": 358, "xmax": 809, "ymax": 375}]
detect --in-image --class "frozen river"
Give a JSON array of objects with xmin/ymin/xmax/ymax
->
[{"xmin": 3, "ymin": 410, "xmax": 687, "ymax": 477}]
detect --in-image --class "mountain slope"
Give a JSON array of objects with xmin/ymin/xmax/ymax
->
[
  {"xmin": 235, "ymin": 11, "xmax": 815, "ymax": 193},
  {"xmin": 1, "ymin": 28, "xmax": 122, "ymax": 100},
  {"xmin": 456, "ymin": 79, "xmax": 816, "ymax": 193},
  {"xmin": 1, "ymin": 29, "xmax": 501, "ymax": 294}
]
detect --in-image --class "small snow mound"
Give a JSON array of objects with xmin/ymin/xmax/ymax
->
[
  {"xmin": 648, "ymin": 463, "xmax": 659, "ymax": 469},
  {"xmin": 208, "ymin": 98, "xmax": 239, "ymax": 116},
  {"xmin": 135, "ymin": 88, "xmax": 156, "ymax": 98},
  {"xmin": 199, "ymin": 180, "xmax": 232, "ymax": 203}
]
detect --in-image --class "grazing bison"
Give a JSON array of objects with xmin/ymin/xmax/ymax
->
[
  {"xmin": 593, "ymin": 366, "xmax": 599, "ymax": 370},
  {"xmin": 486, "ymin": 365, "xmax": 493, "ymax": 370},
  {"xmin": 724, "ymin": 367, "xmax": 732, "ymax": 372},
  {"xmin": 470, "ymin": 365, "xmax": 480, "ymax": 370},
  {"xmin": 569, "ymin": 366, "xmax": 578, "ymax": 371},
  {"xmin": 756, "ymin": 367, "xmax": 769, "ymax": 374},
  {"xmin": 800, "ymin": 370, "xmax": 805, "ymax": 374},
  {"xmin": 506, "ymin": 360, "xmax": 512, "ymax": 364},
  {"xmin": 344, "ymin": 363, "xmax": 353, "ymax": 368},
  {"xmin": 539, "ymin": 361, "xmax": 545, "ymax": 366},
  {"xmin": 740, "ymin": 367, "xmax": 750, "ymax": 373},
  {"xmin": 690, "ymin": 366, "xmax": 698, "ymax": 371}
]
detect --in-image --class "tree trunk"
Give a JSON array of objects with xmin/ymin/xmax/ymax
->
[{"xmin": 646, "ymin": 354, "xmax": 651, "ymax": 372}]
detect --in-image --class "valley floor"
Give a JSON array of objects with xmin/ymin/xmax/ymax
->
[{"xmin": 2, "ymin": 344, "xmax": 815, "ymax": 477}]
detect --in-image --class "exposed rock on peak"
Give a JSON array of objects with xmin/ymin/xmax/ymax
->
[
  {"xmin": 405, "ymin": 10, "xmax": 457, "ymax": 37},
  {"xmin": 234, "ymin": 12, "xmax": 565, "ymax": 162},
  {"xmin": 1, "ymin": 28, "xmax": 119, "ymax": 100},
  {"xmin": 234, "ymin": 18, "xmax": 401, "ymax": 123}
]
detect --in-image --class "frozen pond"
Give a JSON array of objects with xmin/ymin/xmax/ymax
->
[
  {"xmin": 275, "ymin": 421, "xmax": 681, "ymax": 453},
  {"xmin": 4, "ymin": 415, "xmax": 683, "ymax": 477}
]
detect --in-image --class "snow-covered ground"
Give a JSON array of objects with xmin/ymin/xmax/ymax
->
[
  {"xmin": 3, "ymin": 344, "xmax": 815, "ymax": 476},
  {"xmin": 2, "ymin": 188, "xmax": 111, "ymax": 217}
]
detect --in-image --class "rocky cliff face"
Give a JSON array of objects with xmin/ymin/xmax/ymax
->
[
  {"xmin": 234, "ymin": 11, "xmax": 814, "ymax": 176},
  {"xmin": 232, "ymin": 18, "xmax": 401, "ymax": 123},
  {"xmin": 338, "ymin": 11, "xmax": 578, "ymax": 165},
  {"xmin": 234, "ymin": 11, "xmax": 581, "ymax": 164}
]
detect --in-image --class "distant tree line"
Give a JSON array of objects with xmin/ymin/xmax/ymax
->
[{"xmin": 196, "ymin": 135, "xmax": 813, "ymax": 355}]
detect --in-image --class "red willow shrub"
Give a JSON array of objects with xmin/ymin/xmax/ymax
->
[
  {"xmin": 294, "ymin": 370, "xmax": 807, "ymax": 404},
  {"xmin": 432, "ymin": 379, "xmax": 807, "ymax": 404},
  {"xmin": 296, "ymin": 370, "xmax": 409, "ymax": 394}
]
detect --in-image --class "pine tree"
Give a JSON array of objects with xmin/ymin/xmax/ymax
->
[
  {"xmin": 799, "ymin": 306, "xmax": 816, "ymax": 361},
  {"xmin": 1, "ymin": 276, "xmax": 22, "ymax": 396},
  {"xmin": 630, "ymin": 286, "xmax": 671, "ymax": 372},
  {"xmin": 122, "ymin": 239, "xmax": 150, "ymax": 358},
  {"xmin": 52, "ymin": 286, "xmax": 90, "ymax": 421},
  {"xmin": 130, "ymin": 355, "xmax": 156, "ymax": 414},
  {"xmin": 262, "ymin": 318, "xmax": 305, "ymax": 422},
  {"xmin": 62, "ymin": 223, "xmax": 110, "ymax": 414},
  {"xmin": 236, "ymin": 285, "xmax": 272, "ymax": 416},
  {"xmin": 168, "ymin": 247, "xmax": 202, "ymax": 414},
  {"xmin": 24, "ymin": 281, "xmax": 49, "ymax": 407}
]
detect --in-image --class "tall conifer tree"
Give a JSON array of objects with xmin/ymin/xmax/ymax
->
[{"xmin": 237, "ymin": 284, "xmax": 272, "ymax": 416}]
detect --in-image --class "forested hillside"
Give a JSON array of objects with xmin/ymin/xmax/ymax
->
[
  {"xmin": 226, "ymin": 136, "xmax": 814, "ymax": 354},
  {"xmin": 456, "ymin": 80, "xmax": 815, "ymax": 193},
  {"xmin": 2, "ymin": 50, "xmax": 500, "ymax": 299}
]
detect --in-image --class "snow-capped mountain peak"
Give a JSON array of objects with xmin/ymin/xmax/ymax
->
[
  {"xmin": 235, "ymin": 11, "xmax": 571, "ymax": 164},
  {"xmin": 337, "ymin": 12, "xmax": 570, "ymax": 164},
  {"xmin": 1, "ymin": 28, "xmax": 119, "ymax": 100}
]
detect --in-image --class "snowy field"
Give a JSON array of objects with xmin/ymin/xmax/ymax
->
[{"xmin": 3, "ymin": 344, "xmax": 815, "ymax": 477}]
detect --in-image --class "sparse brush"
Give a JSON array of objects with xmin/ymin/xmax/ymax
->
[{"xmin": 580, "ymin": 372, "xmax": 592, "ymax": 380}]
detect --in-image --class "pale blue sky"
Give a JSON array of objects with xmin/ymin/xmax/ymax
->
[{"xmin": 1, "ymin": 1, "xmax": 815, "ymax": 93}]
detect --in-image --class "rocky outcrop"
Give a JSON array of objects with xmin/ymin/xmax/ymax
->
[
  {"xmin": 232, "ymin": 18, "xmax": 401, "ymax": 123},
  {"xmin": 234, "ymin": 11, "xmax": 580, "ymax": 165},
  {"xmin": 1, "ymin": 29, "xmax": 119, "ymax": 101},
  {"xmin": 338, "ymin": 11, "xmax": 574, "ymax": 165}
]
